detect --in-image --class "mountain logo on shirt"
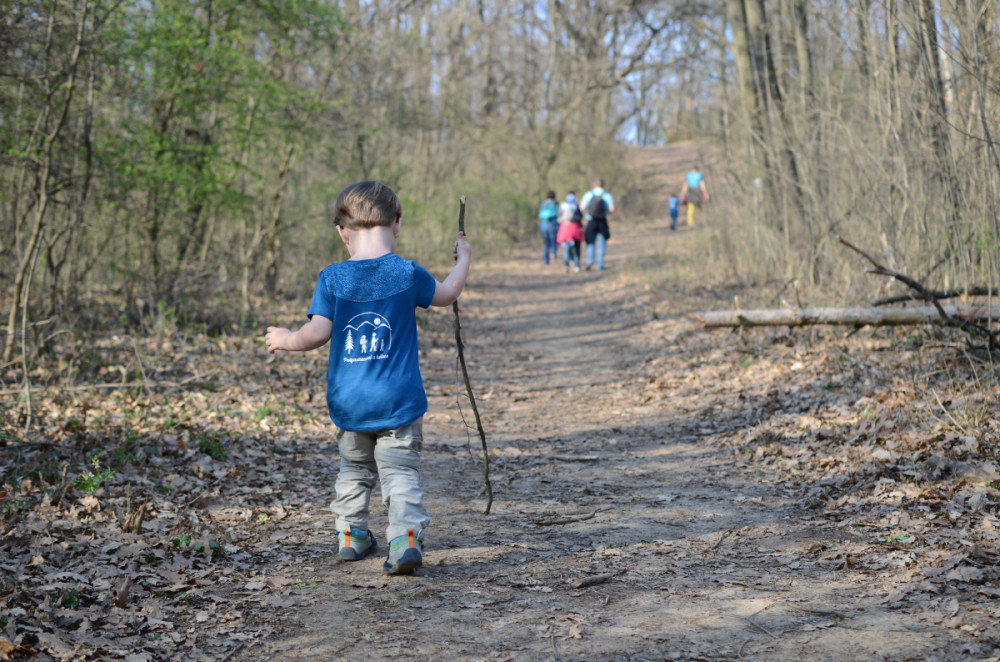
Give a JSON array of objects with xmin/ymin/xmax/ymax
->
[{"xmin": 342, "ymin": 312, "xmax": 393, "ymax": 359}]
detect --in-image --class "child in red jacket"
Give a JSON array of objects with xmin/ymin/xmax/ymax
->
[{"xmin": 557, "ymin": 194, "xmax": 583, "ymax": 273}]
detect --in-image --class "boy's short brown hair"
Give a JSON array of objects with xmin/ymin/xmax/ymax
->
[{"xmin": 334, "ymin": 181, "xmax": 402, "ymax": 230}]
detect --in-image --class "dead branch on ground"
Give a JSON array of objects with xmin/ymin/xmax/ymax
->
[
  {"xmin": 838, "ymin": 236, "xmax": 1000, "ymax": 353},
  {"xmin": 690, "ymin": 305, "xmax": 1000, "ymax": 328}
]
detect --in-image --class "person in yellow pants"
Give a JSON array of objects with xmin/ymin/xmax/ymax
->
[{"xmin": 680, "ymin": 165, "xmax": 709, "ymax": 227}]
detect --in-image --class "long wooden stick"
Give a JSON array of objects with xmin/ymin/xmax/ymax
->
[{"xmin": 451, "ymin": 196, "xmax": 493, "ymax": 515}]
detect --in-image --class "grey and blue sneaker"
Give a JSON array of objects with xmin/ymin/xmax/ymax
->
[
  {"xmin": 338, "ymin": 527, "xmax": 377, "ymax": 561},
  {"xmin": 382, "ymin": 529, "xmax": 423, "ymax": 575}
]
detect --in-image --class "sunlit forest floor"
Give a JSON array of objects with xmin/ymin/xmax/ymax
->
[{"xmin": 2, "ymin": 144, "xmax": 999, "ymax": 661}]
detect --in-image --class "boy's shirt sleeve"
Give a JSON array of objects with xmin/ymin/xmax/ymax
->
[
  {"xmin": 413, "ymin": 264, "xmax": 437, "ymax": 309},
  {"xmin": 307, "ymin": 267, "xmax": 335, "ymax": 320}
]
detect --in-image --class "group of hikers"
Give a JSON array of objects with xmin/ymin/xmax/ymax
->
[
  {"xmin": 539, "ymin": 166, "xmax": 708, "ymax": 271},
  {"xmin": 538, "ymin": 178, "xmax": 615, "ymax": 272}
]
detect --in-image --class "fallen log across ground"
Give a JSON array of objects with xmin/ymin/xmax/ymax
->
[{"xmin": 690, "ymin": 304, "xmax": 1000, "ymax": 328}]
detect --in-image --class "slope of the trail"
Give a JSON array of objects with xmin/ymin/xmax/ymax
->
[{"xmin": 240, "ymin": 145, "xmax": 990, "ymax": 661}]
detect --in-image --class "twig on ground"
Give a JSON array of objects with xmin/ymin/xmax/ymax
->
[
  {"xmin": 706, "ymin": 529, "xmax": 732, "ymax": 552},
  {"xmin": 131, "ymin": 337, "xmax": 151, "ymax": 395},
  {"xmin": 534, "ymin": 511, "xmax": 596, "ymax": 526},
  {"xmin": 0, "ymin": 370, "xmax": 220, "ymax": 397},
  {"xmin": 783, "ymin": 602, "xmax": 848, "ymax": 619},
  {"xmin": 929, "ymin": 388, "xmax": 971, "ymax": 436},
  {"xmin": 550, "ymin": 454, "xmax": 600, "ymax": 462},
  {"xmin": 744, "ymin": 618, "xmax": 781, "ymax": 640},
  {"xmin": 568, "ymin": 572, "xmax": 615, "ymax": 589},
  {"xmin": 451, "ymin": 196, "xmax": 493, "ymax": 515}
]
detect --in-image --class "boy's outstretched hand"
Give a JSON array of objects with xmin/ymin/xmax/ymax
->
[{"xmin": 264, "ymin": 326, "xmax": 290, "ymax": 354}]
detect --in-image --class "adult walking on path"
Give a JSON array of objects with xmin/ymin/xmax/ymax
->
[
  {"xmin": 538, "ymin": 190, "xmax": 560, "ymax": 265},
  {"xmin": 680, "ymin": 165, "xmax": 709, "ymax": 227},
  {"xmin": 579, "ymin": 178, "xmax": 615, "ymax": 271}
]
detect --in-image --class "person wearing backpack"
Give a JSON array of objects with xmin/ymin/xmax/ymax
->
[
  {"xmin": 578, "ymin": 178, "xmax": 615, "ymax": 271},
  {"xmin": 680, "ymin": 165, "xmax": 709, "ymax": 227},
  {"xmin": 538, "ymin": 190, "xmax": 560, "ymax": 265}
]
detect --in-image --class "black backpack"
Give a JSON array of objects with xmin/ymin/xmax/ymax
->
[{"xmin": 587, "ymin": 192, "xmax": 607, "ymax": 219}]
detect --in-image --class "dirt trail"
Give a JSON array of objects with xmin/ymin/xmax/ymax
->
[{"xmin": 240, "ymin": 145, "xmax": 982, "ymax": 661}]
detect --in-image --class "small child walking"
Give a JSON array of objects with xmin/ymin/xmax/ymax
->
[
  {"xmin": 265, "ymin": 181, "xmax": 471, "ymax": 575},
  {"xmin": 557, "ymin": 193, "xmax": 583, "ymax": 272},
  {"xmin": 668, "ymin": 192, "xmax": 680, "ymax": 231}
]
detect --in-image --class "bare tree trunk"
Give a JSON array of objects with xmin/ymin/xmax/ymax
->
[
  {"xmin": 263, "ymin": 144, "xmax": 296, "ymax": 298},
  {"xmin": 3, "ymin": 2, "xmax": 89, "ymax": 364}
]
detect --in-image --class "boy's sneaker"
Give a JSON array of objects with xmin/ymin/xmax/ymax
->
[
  {"xmin": 383, "ymin": 529, "xmax": 423, "ymax": 575},
  {"xmin": 338, "ymin": 527, "xmax": 376, "ymax": 561}
]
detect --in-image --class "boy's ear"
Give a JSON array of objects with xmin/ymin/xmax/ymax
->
[
  {"xmin": 337, "ymin": 225, "xmax": 351, "ymax": 246},
  {"xmin": 393, "ymin": 216, "xmax": 401, "ymax": 238}
]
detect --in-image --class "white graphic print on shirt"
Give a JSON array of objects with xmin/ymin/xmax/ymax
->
[{"xmin": 342, "ymin": 312, "xmax": 392, "ymax": 364}]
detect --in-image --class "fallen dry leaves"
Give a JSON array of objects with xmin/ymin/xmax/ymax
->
[
  {"xmin": 1, "ymin": 324, "xmax": 337, "ymax": 660},
  {"xmin": 638, "ymin": 290, "xmax": 1000, "ymax": 632},
  {"xmin": 2, "ymin": 252, "xmax": 1000, "ymax": 660}
]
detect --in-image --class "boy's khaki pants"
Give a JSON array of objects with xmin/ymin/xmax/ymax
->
[{"xmin": 330, "ymin": 418, "xmax": 430, "ymax": 543}]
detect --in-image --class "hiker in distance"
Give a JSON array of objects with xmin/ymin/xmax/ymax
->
[
  {"xmin": 557, "ymin": 191, "xmax": 583, "ymax": 273},
  {"xmin": 264, "ymin": 181, "xmax": 472, "ymax": 575},
  {"xmin": 680, "ymin": 165, "xmax": 709, "ymax": 227},
  {"xmin": 579, "ymin": 178, "xmax": 615, "ymax": 271},
  {"xmin": 538, "ymin": 189, "xmax": 560, "ymax": 265},
  {"xmin": 668, "ymin": 191, "xmax": 680, "ymax": 231}
]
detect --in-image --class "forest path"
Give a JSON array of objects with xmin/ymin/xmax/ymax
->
[{"xmin": 240, "ymin": 144, "xmax": 974, "ymax": 661}]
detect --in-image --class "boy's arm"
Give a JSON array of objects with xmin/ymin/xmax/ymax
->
[
  {"xmin": 431, "ymin": 232, "xmax": 472, "ymax": 307},
  {"xmin": 265, "ymin": 315, "xmax": 333, "ymax": 354}
]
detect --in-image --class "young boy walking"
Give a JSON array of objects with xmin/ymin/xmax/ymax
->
[
  {"xmin": 668, "ymin": 192, "xmax": 680, "ymax": 230},
  {"xmin": 264, "ymin": 181, "xmax": 471, "ymax": 575}
]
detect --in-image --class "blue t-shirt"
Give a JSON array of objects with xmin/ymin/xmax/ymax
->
[
  {"xmin": 686, "ymin": 171, "xmax": 703, "ymax": 188},
  {"xmin": 308, "ymin": 253, "xmax": 437, "ymax": 431},
  {"xmin": 668, "ymin": 196, "xmax": 679, "ymax": 214}
]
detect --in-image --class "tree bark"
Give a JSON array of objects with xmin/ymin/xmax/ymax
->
[{"xmin": 691, "ymin": 305, "xmax": 1000, "ymax": 328}]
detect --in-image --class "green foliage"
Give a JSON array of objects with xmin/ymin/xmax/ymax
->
[
  {"xmin": 254, "ymin": 405, "xmax": 275, "ymax": 423},
  {"xmin": 73, "ymin": 458, "xmax": 115, "ymax": 494},
  {"xmin": 61, "ymin": 590, "xmax": 80, "ymax": 609},
  {"xmin": 196, "ymin": 432, "xmax": 228, "ymax": 461}
]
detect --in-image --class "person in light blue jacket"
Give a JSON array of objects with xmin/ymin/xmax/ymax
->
[
  {"xmin": 538, "ymin": 190, "xmax": 560, "ymax": 265},
  {"xmin": 579, "ymin": 178, "xmax": 615, "ymax": 271}
]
